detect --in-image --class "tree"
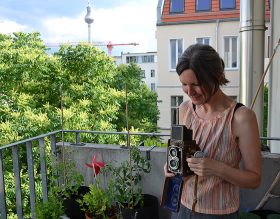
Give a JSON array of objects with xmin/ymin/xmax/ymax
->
[
  {"xmin": 0, "ymin": 32, "xmax": 159, "ymax": 145},
  {"xmin": 112, "ymin": 63, "xmax": 159, "ymax": 132},
  {"xmin": 0, "ymin": 31, "xmax": 159, "ymax": 217}
]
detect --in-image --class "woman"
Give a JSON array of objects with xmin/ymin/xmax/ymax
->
[{"xmin": 164, "ymin": 44, "xmax": 261, "ymax": 219}]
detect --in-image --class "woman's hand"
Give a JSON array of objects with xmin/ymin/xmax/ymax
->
[
  {"xmin": 187, "ymin": 157, "xmax": 221, "ymax": 177},
  {"xmin": 163, "ymin": 162, "xmax": 175, "ymax": 177}
]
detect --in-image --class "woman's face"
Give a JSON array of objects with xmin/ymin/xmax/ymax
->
[{"xmin": 179, "ymin": 69, "xmax": 209, "ymax": 105}]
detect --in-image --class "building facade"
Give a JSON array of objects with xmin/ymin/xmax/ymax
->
[
  {"xmin": 114, "ymin": 52, "xmax": 158, "ymax": 92},
  {"xmin": 156, "ymin": 0, "xmax": 270, "ymax": 133}
]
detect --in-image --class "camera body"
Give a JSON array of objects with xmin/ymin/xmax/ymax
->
[{"xmin": 167, "ymin": 125, "xmax": 199, "ymax": 177}]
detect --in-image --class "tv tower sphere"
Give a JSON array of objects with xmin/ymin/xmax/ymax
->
[
  {"xmin": 85, "ymin": 0, "xmax": 94, "ymax": 43},
  {"xmin": 85, "ymin": 2, "xmax": 94, "ymax": 24}
]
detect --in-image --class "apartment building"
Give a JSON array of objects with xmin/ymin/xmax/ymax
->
[
  {"xmin": 114, "ymin": 52, "xmax": 158, "ymax": 92},
  {"xmin": 155, "ymin": 0, "xmax": 270, "ymax": 133}
]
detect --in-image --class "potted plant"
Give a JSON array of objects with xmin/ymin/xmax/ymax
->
[
  {"xmin": 51, "ymin": 150, "xmax": 89, "ymax": 219},
  {"xmin": 78, "ymin": 182, "xmax": 116, "ymax": 219},
  {"xmin": 104, "ymin": 146, "xmax": 159, "ymax": 219},
  {"xmin": 78, "ymin": 155, "xmax": 116, "ymax": 219}
]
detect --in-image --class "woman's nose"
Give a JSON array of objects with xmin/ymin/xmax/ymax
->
[{"xmin": 185, "ymin": 85, "xmax": 195, "ymax": 95}]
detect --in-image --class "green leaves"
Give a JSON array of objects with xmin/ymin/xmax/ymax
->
[
  {"xmin": 104, "ymin": 146, "xmax": 151, "ymax": 209},
  {"xmin": 78, "ymin": 183, "xmax": 113, "ymax": 219}
]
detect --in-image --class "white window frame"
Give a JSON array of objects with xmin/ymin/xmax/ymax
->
[
  {"xmin": 151, "ymin": 83, "xmax": 156, "ymax": 92},
  {"xmin": 169, "ymin": 38, "xmax": 183, "ymax": 71},
  {"xmin": 151, "ymin": 69, "xmax": 155, "ymax": 78},
  {"xmin": 171, "ymin": 96, "xmax": 183, "ymax": 125},
  {"xmin": 195, "ymin": 37, "xmax": 211, "ymax": 45},
  {"xmin": 223, "ymin": 36, "xmax": 239, "ymax": 70}
]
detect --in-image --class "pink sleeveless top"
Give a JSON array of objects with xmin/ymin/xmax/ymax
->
[{"xmin": 181, "ymin": 101, "xmax": 242, "ymax": 214}]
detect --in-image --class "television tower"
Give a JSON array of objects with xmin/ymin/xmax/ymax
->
[{"xmin": 84, "ymin": 0, "xmax": 94, "ymax": 43}]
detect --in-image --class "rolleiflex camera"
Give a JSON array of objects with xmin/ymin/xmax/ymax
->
[
  {"xmin": 167, "ymin": 125, "xmax": 199, "ymax": 177},
  {"xmin": 161, "ymin": 125, "xmax": 200, "ymax": 213}
]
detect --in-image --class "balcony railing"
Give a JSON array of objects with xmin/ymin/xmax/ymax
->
[
  {"xmin": 0, "ymin": 130, "xmax": 169, "ymax": 219},
  {"xmin": 0, "ymin": 130, "xmax": 279, "ymax": 219}
]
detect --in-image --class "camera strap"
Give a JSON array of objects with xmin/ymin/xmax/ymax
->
[{"xmin": 191, "ymin": 174, "xmax": 199, "ymax": 212}]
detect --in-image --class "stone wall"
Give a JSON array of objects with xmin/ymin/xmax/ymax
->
[{"xmin": 58, "ymin": 143, "xmax": 280, "ymax": 218}]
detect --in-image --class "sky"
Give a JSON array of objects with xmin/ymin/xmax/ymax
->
[{"xmin": 0, "ymin": 0, "xmax": 158, "ymax": 56}]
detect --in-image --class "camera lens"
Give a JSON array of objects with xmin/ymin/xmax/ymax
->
[
  {"xmin": 169, "ymin": 147, "xmax": 177, "ymax": 157},
  {"xmin": 169, "ymin": 158, "xmax": 179, "ymax": 170}
]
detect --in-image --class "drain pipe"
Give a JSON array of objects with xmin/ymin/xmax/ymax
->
[{"xmin": 239, "ymin": 0, "xmax": 266, "ymax": 133}]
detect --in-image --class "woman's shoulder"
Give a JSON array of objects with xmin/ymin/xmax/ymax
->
[
  {"xmin": 232, "ymin": 103, "xmax": 258, "ymax": 137},
  {"xmin": 233, "ymin": 103, "xmax": 256, "ymax": 122}
]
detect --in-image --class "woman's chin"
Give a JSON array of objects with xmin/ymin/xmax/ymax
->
[{"xmin": 191, "ymin": 98, "xmax": 202, "ymax": 104}]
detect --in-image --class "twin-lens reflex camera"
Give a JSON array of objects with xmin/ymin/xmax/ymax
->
[
  {"xmin": 167, "ymin": 125, "xmax": 200, "ymax": 177},
  {"xmin": 161, "ymin": 125, "xmax": 203, "ymax": 212}
]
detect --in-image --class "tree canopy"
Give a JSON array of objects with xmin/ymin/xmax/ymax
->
[{"xmin": 0, "ymin": 32, "xmax": 159, "ymax": 146}]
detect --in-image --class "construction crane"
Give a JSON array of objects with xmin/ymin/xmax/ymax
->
[{"xmin": 45, "ymin": 41, "xmax": 139, "ymax": 56}]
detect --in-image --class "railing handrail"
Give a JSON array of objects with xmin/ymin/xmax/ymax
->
[
  {"xmin": 0, "ymin": 129, "xmax": 171, "ymax": 150},
  {"xmin": 0, "ymin": 130, "xmax": 62, "ymax": 150},
  {"xmin": 1, "ymin": 129, "xmax": 279, "ymax": 150}
]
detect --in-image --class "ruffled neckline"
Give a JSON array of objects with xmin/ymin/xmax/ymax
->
[{"xmin": 190, "ymin": 101, "xmax": 236, "ymax": 121}]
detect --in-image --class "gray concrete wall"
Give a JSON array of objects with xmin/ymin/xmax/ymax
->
[{"xmin": 58, "ymin": 143, "xmax": 280, "ymax": 218}]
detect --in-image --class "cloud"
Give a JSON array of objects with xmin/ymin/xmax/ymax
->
[
  {"xmin": 41, "ymin": 1, "xmax": 157, "ymax": 54},
  {"xmin": 0, "ymin": 19, "xmax": 27, "ymax": 34}
]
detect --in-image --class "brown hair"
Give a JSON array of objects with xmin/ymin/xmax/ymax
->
[{"xmin": 176, "ymin": 44, "xmax": 229, "ymax": 95}]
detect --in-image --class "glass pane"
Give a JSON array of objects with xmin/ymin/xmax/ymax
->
[
  {"xmin": 224, "ymin": 38, "xmax": 230, "ymax": 68},
  {"xmin": 178, "ymin": 96, "xmax": 183, "ymax": 105},
  {"xmin": 151, "ymin": 69, "xmax": 155, "ymax": 77},
  {"xmin": 170, "ymin": 40, "xmax": 177, "ymax": 69},
  {"xmin": 204, "ymin": 38, "xmax": 210, "ymax": 45},
  {"xmin": 232, "ymin": 37, "xmax": 237, "ymax": 68},
  {"xmin": 196, "ymin": 38, "xmax": 203, "ymax": 44},
  {"xmin": 151, "ymin": 83, "xmax": 156, "ymax": 91},
  {"xmin": 196, "ymin": 0, "xmax": 211, "ymax": 11},
  {"xmin": 170, "ymin": 0, "xmax": 184, "ymax": 13},
  {"xmin": 171, "ymin": 96, "xmax": 176, "ymax": 106},
  {"xmin": 171, "ymin": 109, "xmax": 176, "ymax": 125},
  {"xmin": 220, "ymin": 0, "xmax": 235, "ymax": 9},
  {"xmin": 178, "ymin": 39, "xmax": 183, "ymax": 58}
]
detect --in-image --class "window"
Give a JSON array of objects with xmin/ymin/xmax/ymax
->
[
  {"xmin": 151, "ymin": 69, "xmax": 155, "ymax": 78},
  {"xmin": 171, "ymin": 96, "xmax": 183, "ymax": 125},
  {"xmin": 196, "ymin": 37, "xmax": 210, "ymax": 45},
  {"xmin": 126, "ymin": 56, "xmax": 138, "ymax": 63},
  {"xmin": 170, "ymin": 39, "xmax": 183, "ymax": 70},
  {"xmin": 151, "ymin": 83, "xmax": 156, "ymax": 92},
  {"xmin": 170, "ymin": 0, "xmax": 184, "ymax": 13},
  {"xmin": 142, "ymin": 55, "xmax": 154, "ymax": 63},
  {"xmin": 141, "ymin": 70, "xmax": 145, "ymax": 78},
  {"xmin": 220, "ymin": 0, "xmax": 235, "ymax": 10},
  {"xmin": 224, "ymin": 36, "xmax": 238, "ymax": 69},
  {"xmin": 196, "ymin": 0, "xmax": 211, "ymax": 11}
]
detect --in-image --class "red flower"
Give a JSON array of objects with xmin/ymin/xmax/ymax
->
[{"xmin": 85, "ymin": 155, "xmax": 105, "ymax": 175}]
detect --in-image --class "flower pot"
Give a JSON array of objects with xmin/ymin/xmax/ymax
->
[
  {"xmin": 63, "ymin": 186, "xmax": 90, "ymax": 219},
  {"xmin": 121, "ymin": 194, "xmax": 159, "ymax": 219},
  {"xmin": 85, "ymin": 211, "xmax": 116, "ymax": 219}
]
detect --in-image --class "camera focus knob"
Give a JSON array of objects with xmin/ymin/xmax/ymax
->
[{"xmin": 194, "ymin": 151, "xmax": 205, "ymax": 158}]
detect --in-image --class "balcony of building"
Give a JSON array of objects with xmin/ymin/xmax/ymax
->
[{"xmin": 0, "ymin": 130, "xmax": 279, "ymax": 219}]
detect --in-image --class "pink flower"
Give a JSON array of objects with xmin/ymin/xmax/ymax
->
[{"xmin": 85, "ymin": 155, "xmax": 105, "ymax": 175}]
